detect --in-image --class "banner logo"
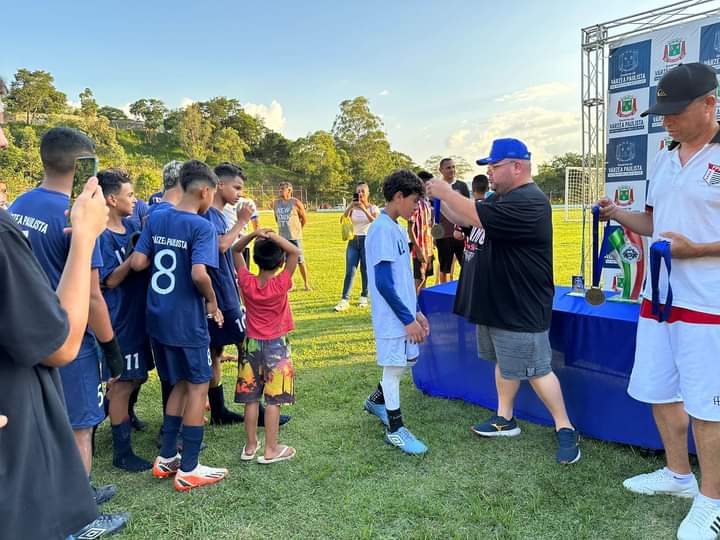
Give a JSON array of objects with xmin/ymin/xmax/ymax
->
[
  {"xmin": 614, "ymin": 185, "xmax": 635, "ymax": 207},
  {"xmin": 618, "ymin": 50, "xmax": 640, "ymax": 73},
  {"xmin": 616, "ymin": 141, "xmax": 636, "ymax": 163},
  {"xmin": 616, "ymin": 95, "xmax": 638, "ymax": 118},
  {"xmin": 714, "ymin": 31, "xmax": 720, "ymax": 54},
  {"xmin": 663, "ymin": 38, "xmax": 687, "ymax": 64}
]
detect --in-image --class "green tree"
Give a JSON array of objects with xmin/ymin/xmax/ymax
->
[
  {"xmin": 331, "ymin": 97, "xmax": 383, "ymax": 149},
  {"xmin": 534, "ymin": 152, "xmax": 583, "ymax": 201},
  {"xmin": 423, "ymin": 154, "xmax": 474, "ymax": 179},
  {"xmin": 0, "ymin": 126, "xmax": 43, "ymax": 197},
  {"xmin": 163, "ymin": 108, "xmax": 184, "ymax": 133},
  {"xmin": 79, "ymin": 88, "xmax": 98, "ymax": 120},
  {"xmin": 98, "ymin": 106, "xmax": 128, "ymax": 122},
  {"xmin": 6, "ymin": 69, "xmax": 67, "ymax": 124},
  {"xmin": 208, "ymin": 127, "xmax": 249, "ymax": 165},
  {"xmin": 289, "ymin": 130, "xmax": 351, "ymax": 195},
  {"xmin": 129, "ymin": 98, "xmax": 167, "ymax": 141},
  {"xmin": 177, "ymin": 103, "xmax": 213, "ymax": 160},
  {"xmin": 249, "ymin": 130, "xmax": 291, "ymax": 166},
  {"xmin": 224, "ymin": 110, "xmax": 264, "ymax": 149},
  {"xmin": 199, "ymin": 97, "xmax": 243, "ymax": 129}
]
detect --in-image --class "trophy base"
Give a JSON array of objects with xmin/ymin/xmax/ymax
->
[{"xmin": 606, "ymin": 295, "xmax": 641, "ymax": 304}]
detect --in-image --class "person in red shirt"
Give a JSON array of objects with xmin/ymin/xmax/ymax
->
[{"xmin": 232, "ymin": 228, "xmax": 301, "ymax": 464}]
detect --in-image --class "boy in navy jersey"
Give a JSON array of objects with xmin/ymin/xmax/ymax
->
[
  {"xmin": 9, "ymin": 127, "xmax": 123, "ymax": 503},
  {"xmin": 205, "ymin": 162, "xmax": 254, "ymax": 425},
  {"xmin": 131, "ymin": 160, "xmax": 228, "ymax": 491},
  {"xmin": 97, "ymin": 169, "xmax": 153, "ymax": 472}
]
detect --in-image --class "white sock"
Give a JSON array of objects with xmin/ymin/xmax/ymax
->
[
  {"xmin": 665, "ymin": 467, "xmax": 694, "ymax": 484},
  {"xmin": 698, "ymin": 493, "xmax": 720, "ymax": 507},
  {"xmin": 381, "ymin": 366, "xmax": 406, "ymax": 411}
]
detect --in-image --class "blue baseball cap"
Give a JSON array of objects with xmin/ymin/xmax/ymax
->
[{"xmin": 476, "ymin": 138, "xmax": 531, "ymax": 165}]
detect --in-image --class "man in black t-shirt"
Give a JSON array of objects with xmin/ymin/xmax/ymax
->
[
  {"xmin": 434, "ymin": 157, "xmax": 470, "ymax": 283},
  {"xmin": 0, "ymin": 178, "xmax": 128, "ymax": 539},
  {"xmin": 427, "ymin": 138, "xmax": 580, "ymax": 465}
]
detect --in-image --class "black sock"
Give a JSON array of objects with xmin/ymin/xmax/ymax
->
[
  {"xmin": 128, "ymin": 386, "xmax": 141, "ymax": 417},
  {"xmin": 161, "ymin": 380, "xmax": 174, "ymax": 414},
  {"xmin": 387, "ymin": 408, "xmax": 403, "ymax": 433},
  {"xmin": 368, "ymin": 383, "xmax": 384, "ymax": 405}
]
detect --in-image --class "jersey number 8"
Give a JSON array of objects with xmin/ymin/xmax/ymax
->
[{"xmin": 151, "ymin": 249, "xmax": 177, "ymax": 295}]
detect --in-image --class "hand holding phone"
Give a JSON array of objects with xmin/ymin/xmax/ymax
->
[{"xmin": 69, "ymin": 156, "xmax": 98, "ymax": 224}]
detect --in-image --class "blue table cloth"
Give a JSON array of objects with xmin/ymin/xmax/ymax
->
[{"xmin": 414, "ymin": 282, "xmax": 693, "ymax": 451}]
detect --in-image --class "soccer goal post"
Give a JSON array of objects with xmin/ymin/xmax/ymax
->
[{"xmin": 564, "ymin": 167, "xmax": 605, "ymax": 222}]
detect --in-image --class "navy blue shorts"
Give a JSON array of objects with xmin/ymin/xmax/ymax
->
[
  {"xmin": 102, "ymin": 340, "xmax": 152, "ymax": 382},
  {"xmin": 59, "ymin": 344, "xmax": 105, "ymax": 429},
  {"xmin": 209, "ymin": 307, "xmax": 247, "ymax": 348},
  {"xmin": 151, "ymin": 341, "xmax": 212, "ymax": 384}
]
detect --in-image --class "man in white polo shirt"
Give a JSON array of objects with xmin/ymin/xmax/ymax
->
[{"xmin": 599, "ymin": 62, "xmax": 720, "ymax": 540}]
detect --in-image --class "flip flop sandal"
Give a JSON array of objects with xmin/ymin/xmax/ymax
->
[
  {"xmin": 257, "ymin": 445, "xmax": 296, "ymax": 464},
  {"xmin": 241, "ymin": 443, "xmax": 262, "ymax": 461}
]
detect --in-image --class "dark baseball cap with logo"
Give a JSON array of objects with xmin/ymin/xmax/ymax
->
[{"xmin": 641, "ymin": 62, "xmax": 718, "ymax": 117}]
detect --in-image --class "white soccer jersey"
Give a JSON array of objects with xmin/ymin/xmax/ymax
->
[{"xmin": 644, "ymin": 130, "xmax": 720, "ymax": 314}]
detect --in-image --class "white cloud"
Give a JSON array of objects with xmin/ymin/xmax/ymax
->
[
  {"xmin": 379, "ymin": 89, "xmax": 390, "ymax": 96},
  {"xmin": 66, "ymin": 99, "xmax": 80, "ymax": 110},
  {"xmin": 444, "ymin": 107, "xmax": 581, "ymax": 173},
  {"xmin": 121, "ymin": 103, "xmax": 134, "ymax": 118},
  {"xmin": 180, "ymin": 97, "xmax": 195, "ymax": 109},
  {"xmin": 243, "ymin": 99, "xmax": 286, "ymax": 133},
  {"xmin": 495, "ymin": 82, "xmax": 574, "ymax": 103}
]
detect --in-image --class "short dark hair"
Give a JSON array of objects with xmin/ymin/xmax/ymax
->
[
  {"xmin": 439, "ymin": 157, "xmax": 453, "ymax": 169},
  {"xmin": 416, "ymin": 170, "xmax": 433, "ymax": 181},
  {"xmin": 472, "ymin": 174, "xmax": 489, "ymax": 194},
  {"xmin": 179, "ymin": 160, "xmax": 218, "ymax": 192},
  {"xmin": 214, "ymin": 162, "xmax": 246, "ymax": 181},
  {"xmin": 382, "ymin": 169, "xmax": 424, "ymax": 202},
  {"xmin": 97, "ymin": 168, "xmax": 131, "ymax": 197},
  {"xmin": 253, "ymin": 238, "xmax": 285, "ymax": 271},
  {"xmin": 40, "ymin": 127, "xmax": 95, "ymax": 175}
]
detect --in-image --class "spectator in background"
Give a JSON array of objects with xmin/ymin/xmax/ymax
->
[
  {"xmin": 452, "ymin": 174, "xmax": 491, "ymax": 245},
  {"xmin": 222, "ymin": 164, "xmax": 259, "ymax": 265},
  {"xmin": 334, "ymin": 182, "xmax": 379, "ymax": 311},
  {"xmin": 1, "ymin": 177, "xmax": 128, "ymax": 539},
  {"xmin": 0, "ymin": 181, "xmax": 8, "ymax": 210},
  {"xmin": 434, "ymin": 157, "xmax": 470, "ymax": 283},
  {"xmin": 273, "ymin": 181, "xmax": 311, "ymax": 290},
  {"xmin": 408, "ymin": 171, "xmax": 435, "ymax": 294}
]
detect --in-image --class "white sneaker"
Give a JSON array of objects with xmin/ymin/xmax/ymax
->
[
  {"xmin": 623, "ymin": 468, "xmax": 699, "ymax": 498},
  {"xmin": 677, "ymin": 495, "xmax": 720, "ymax": 540},
  {"xmin": 334, "ymin": 299, "xmax": 350, "ymax": 312},
  {"xmin": 358, "ymin": 296, "xmax": 369, "ymax": 307}
]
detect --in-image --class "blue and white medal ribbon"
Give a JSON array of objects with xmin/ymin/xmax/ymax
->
[{"xmin": 650, "ymin": 240, "xmax": 673, "ymax": 322}]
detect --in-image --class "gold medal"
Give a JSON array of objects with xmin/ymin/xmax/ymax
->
[
  {"xmin": 585, "ymin": 286, "xmax": 605, "ymax": 306},
  {"xmin": 431, "ymin": 223, "xmax": 444, "ymax": 240}
]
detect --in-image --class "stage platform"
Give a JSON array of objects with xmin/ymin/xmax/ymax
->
[{"xmin": 414, "ymin": 282, "xmax": 693, "ymax": 451}]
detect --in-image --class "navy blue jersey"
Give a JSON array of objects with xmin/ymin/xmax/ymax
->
[
  {"xmin": 148, "ymin": 201, "xmax": 173, "ymax": 216},
  {"xmin": 203, "ymin": 207, "xmax": 241, "ymax": 312},
  {"xmin": 99, "ymin": 218, "xmax": 148, "ymax": 349},
  {"xmin": 148, "ymin": 191, "xmax": 163, "ymax": 206},
  {"xmin": 9, "ymin": 187, "xmax": 104, "ymax": 350},
  {"xmin": 132, "ymin": 199, "xmax": 150, "ymax": 227},
  {"xmin": 136, "ymin": 207, "xmax": 218, "ymax": 347}
]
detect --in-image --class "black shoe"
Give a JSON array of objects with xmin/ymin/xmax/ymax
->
[
  {"xmin": 256, "ymin": 405, "xmax": 292, "ymax": 428},
  {"xmin": 210, "ymin": 408, "xmax": 245, "ymax": 426},
  {"xmin": 112, "ymin": 421, "xmax": 152, "ymax": 472},
  {"xmin": 129, "ymin": 411, "xmax": 147, "ymax": 432},
  {"xmin": 113, "ymin": 451, "xmax": 152, "ymax": 472},
  {"xmin": 92, "ymin": 484, "xmax": 117, "ymax": 506},
  {"xmin": 72, "ymin": 512, "xmax": 129, "ymax": 539},
  {"xmin": 279, "ymin": 414, "xmax": 292, "ymax": 426}
]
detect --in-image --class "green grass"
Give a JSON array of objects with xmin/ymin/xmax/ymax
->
[{"xmin": 93, "ymin": 211, "xmax": 687, "ymax": 540}]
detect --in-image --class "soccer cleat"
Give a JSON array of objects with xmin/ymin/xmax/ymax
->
[
  {"xmin": 129, "ymin": 411, "xmax": 147, "ymax": 432},
  {"xmin": 334, "ymin": 299, "xmax": 350, "ymax": 312},
  {"xmin": 358, "ymin": 296, "xmax": 369, "ymax": 307},
  {"xmin": 174, "ymin": 463, "xmax": 228, "ymax": 492},
  {"xmin": 210, "ymin": 408, "xmax": 245, "ymax": 426},
  {"xmin": 384, "ymin": 427, "xmax": 428, "ymax": 455},
  {"xmin": 471, "ymin": 415, "xmax": 521, "ymax": 437},
  {"xmin": 92, "ymin": 484, "xmax": 117, "ymax": 506},
  {"xmin": 364, "ymin": 398, "xmax": 389, "ymax": 426},
  {"xmin": 555, "ymin": 428, "xmax": 581, "ymax": 465},
  {"xmin": 152, "ymin": 453, "xmax": 181, "ymax": 478},
  {"xmin": 623, "ymin": 468, "xmax": 699, "ymax": 498},
  {"xmin": 677, "ymin": 495, "xmax": 720, "ymax": 540},
  {"xmin": 71, "ymin": 512, "xmax": 129, "ymax": 539}
]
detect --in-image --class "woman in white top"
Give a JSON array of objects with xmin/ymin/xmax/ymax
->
[{"xmin": 334, "ymin": 183, "xmax": 379, "ymax": 311}]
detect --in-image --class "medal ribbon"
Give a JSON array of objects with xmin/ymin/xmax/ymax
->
[
  {"xmin": 650, "ymin": 240, "xmax": 673, "ymax": 322},
  {"xmin": 591, "ymin": 206, "xmax": 611, "ymax": 288},
  {"xmin": 433, "ymin": 198, "xmax": 442, "ymax": 224}
]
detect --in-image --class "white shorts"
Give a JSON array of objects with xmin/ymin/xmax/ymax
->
[
  {"xmin": 628, "ymin": 314, "xmax": 720, "ymax": 421},
  {"xmin": 375, "ymin": 337, "xmax": 419, "ymax": 367}
]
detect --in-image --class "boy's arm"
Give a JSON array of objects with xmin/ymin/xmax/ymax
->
[
  {"xmin": 88, "ymin": 269, "xmax": 124, "ymax": 377},
  {"xmin": 231, "ymin": 230, "xmax": 258, "ymax": 271},
  {"xmin": 191, "ymin": 264, "xmax": 223, "ymax": 327},
  {"xmin": 374, "ymin": 261, "xmax": 427, "ymax": 343},
  {"xmin": 296, "ymin": 199, "xmax": 308, "ymax": 227},
  {"xmin": 217, "ymin": 203, "xmax": 254, "ymax": 253},
  {"xmin": 266, "ymin": 231, "xmax": 301, "ymax": 276},
  {"xmin": 129, "ymin": 226, "xmax": 153, "ymax": 271},
  {"xmin": 105, "ymin": 258, "xmax": 133, "ymax": 289}
]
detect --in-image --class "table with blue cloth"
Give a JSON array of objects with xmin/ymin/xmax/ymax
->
[{"xmin": 414, "ymin": 282, "xmax": 688, "ymax": 451}]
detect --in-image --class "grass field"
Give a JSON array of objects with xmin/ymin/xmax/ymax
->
[{"xmin": 92, "ymin": 210, "xmax": 688, "ymax": 540}]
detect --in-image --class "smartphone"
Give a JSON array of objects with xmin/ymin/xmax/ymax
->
[
  {"xmin": 68, "ymin": 156, "xmax": 98, "ymax": 223},
  {"xmin": 352, "ymin": 192, "xmax": 359, "ymax": 202}
]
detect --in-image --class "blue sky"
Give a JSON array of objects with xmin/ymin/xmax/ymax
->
[{"xmin": 2, "ymin": 0, "xmax": 668, "ymax": 170}]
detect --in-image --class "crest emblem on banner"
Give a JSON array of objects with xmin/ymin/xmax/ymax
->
[
  {"xmin": 618, "ymin": 50, "xmax": 639, "ymax": 73},
  {"xmin": 616, "ymin": 141, "xmax": 636, "ymax": 162},
  {"xmin": 614, "ymin": 185, "xmax": 635, "ymax": 207},
  {"xmin": 616, "ymin": 95, "xmax": 638, "ymax": 117},
  {"xmin": 663, "ymin": 38, "xmax": 686, "ymax": 63}
]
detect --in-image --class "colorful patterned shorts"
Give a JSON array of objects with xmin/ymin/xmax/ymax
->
[{"xmin": 234, "ymin": 335, "xmax": 295, "ymax": 406}]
